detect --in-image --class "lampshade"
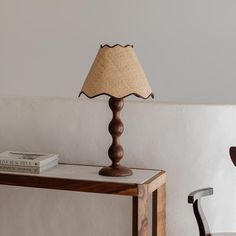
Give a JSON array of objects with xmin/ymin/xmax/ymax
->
[{"xmin": 79, "ymin": 44, "xmax": 154, "ymax": 99}]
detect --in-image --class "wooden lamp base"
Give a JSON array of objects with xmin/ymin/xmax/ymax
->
[
  {"xmin": 99, "ymin": 165, "xmax": 133, "ymax": 177},
  {"xmin": 99, "ymin": 97, "xmax": 133, "ymax": 177}
]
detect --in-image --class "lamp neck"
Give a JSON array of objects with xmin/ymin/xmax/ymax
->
[{"xmin": 108, "ymin": 97, "xmax": 124, "ymax": 168}]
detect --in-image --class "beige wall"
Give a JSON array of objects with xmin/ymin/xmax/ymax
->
[{"xmin": 0, "ymin": 0, "xmax": 236, "ymax": 103}]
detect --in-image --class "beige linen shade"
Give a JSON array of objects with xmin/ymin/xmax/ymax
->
[{"xmin": 79, "ymin": 44, "xmax": 154, "ymax": 99}]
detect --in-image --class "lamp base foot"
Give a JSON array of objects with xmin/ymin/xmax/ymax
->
[{"xmin": 99, "ymin": 165, "xmax": 133, "ymax": 177}]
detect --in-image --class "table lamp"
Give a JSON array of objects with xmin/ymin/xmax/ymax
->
[{"xmin": 79, "ymin": 44, "xmax": 154, "ymax": 177}]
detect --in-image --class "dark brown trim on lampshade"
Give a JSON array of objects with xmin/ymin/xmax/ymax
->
[
  {"xmin": 100, "ymin": 44, "xmax": 134, "ymax": 48},
  {"xmin": 78, "ymin": 91, "xmax": 154, "ymax": 99},
  {"xmin": 79, "ymin": 44, "xmax": 154, "ymax": 99}
]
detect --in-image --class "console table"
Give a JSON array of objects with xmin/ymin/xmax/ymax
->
[{"xmin": 0, "ymin": 164, "xmax": 166, "ymax": 236}]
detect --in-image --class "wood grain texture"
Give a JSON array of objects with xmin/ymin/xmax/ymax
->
[
  {"xmin": 0, "ymin": 173, "xmax": 139, "ymax": 196},
  {"xmin": 99, "ymin": 97, "xmax": 133, "ymax": 176},
  {"xmin": 132, "ymin": 185, "xmax": 148, "ymax": 236},
  {"xmin": 0, "ymin": 168, "xmax": 165, "ymax": 196},
  {"xmin": 146, "ymin": 172, "xmax": 166, "ymax": 195},
  {"xmin": 153, "ymin": 184, "xmax": 166, "ymax": 236}
]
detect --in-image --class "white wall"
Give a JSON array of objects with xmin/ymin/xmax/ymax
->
[
  {"xmin": 0, "ymin": 97, "xmax": 235, "ymax": 236},
  {"xmin": 1, "ymin": 1, "xmax": 236, "ymax": 235},
  {"xmin": 1, "ymin": 0, "xmax": 236, "ymax": 103}
]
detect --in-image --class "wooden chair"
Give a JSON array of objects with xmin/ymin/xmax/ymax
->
[{"xmin": 188, "ymin": 188, "xmax": 236, "ymax": 236}]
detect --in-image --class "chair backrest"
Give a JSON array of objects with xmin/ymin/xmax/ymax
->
[
  {"xmin": 230, "ymin": 147, "xmax": 236, "ymax": 166},
  {"xmin": 188, "ymin": 188, "xmax": 214, "ymax": 236}
]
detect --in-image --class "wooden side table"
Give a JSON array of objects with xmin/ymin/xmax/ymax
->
[{"xmin": 0, "ymin": 164, "xmax": 166, "ymax": 236}]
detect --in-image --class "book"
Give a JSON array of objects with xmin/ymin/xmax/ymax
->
[
  {"xmin": 0, "ymin": 151, "xmax": 59, "ymax": 174},
  {"xmin": 0, "ymin": 151, "xmax": 58, "ymax": 167},
  {"xmin": 0, "ymin": 159, "xmax": 58, "ymax": 174}
]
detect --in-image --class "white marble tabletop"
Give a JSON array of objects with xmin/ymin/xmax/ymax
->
[{"xmin": 0, "ymin": 164, "xmax": 161, "ymax": 184}]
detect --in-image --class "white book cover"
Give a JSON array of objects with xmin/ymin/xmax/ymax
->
[
  {"xmin": 0, "ymin": 151, "xmax": 59, "ymax": 167},
  {"xmin": 0, "ymin": 158, "xmax": 58, "ymax": 174}
]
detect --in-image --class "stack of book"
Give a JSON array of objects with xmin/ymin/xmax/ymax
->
[{"xmin": 0, "ymin": 151, "xmax": 59, "ymax": 174}]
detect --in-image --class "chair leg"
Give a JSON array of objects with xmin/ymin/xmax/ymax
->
[{"xmin": 193, "ymin": 200, "xmax": 211, "ymax": 236}]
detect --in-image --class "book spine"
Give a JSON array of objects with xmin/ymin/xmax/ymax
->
[
  {"xmin": 0, "ymin": 165, "xmax": 39, "ymax": 174},
  {"xmin": 0, "ymin": 159, "xmax": 39, "ymax": 167},
  {"xmin": 40, "ymin": 155, "xmax": 58, "ymax": 166}
]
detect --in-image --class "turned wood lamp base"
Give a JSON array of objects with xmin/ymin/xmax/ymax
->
[
  {"xmin": 99, "ymin": 97, "xmax": 133, "ymax": 177},
  {"xmin": 99, "ymin": 166, "xmax": 133, "ymax": 177}
]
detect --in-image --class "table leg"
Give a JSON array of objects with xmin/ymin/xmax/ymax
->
[
  {"xmin": 152, "ymin": 184, "xmax": 166, "ymax": 236},
  {"xmin": 132, "ymin": 185, "xmax": 148, "ymax": 236}
]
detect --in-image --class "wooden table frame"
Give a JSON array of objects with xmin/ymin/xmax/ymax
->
[
  {"xmin": 0, "ymin": 164, "xmax": 166, "ymax": 236},
  {"xmin": 132, "ymin": 175, "xmax": 166, "ymax": 236}
]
